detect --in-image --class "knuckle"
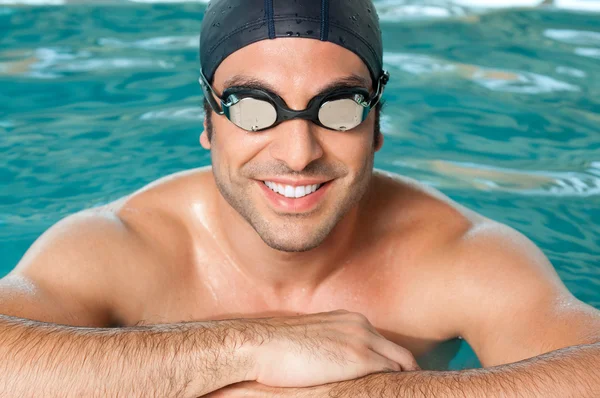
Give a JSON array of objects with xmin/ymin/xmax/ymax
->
[
  {"xmin": 347, "ymin": 344, "xmax": 370, "ymax": 361},
  {"xmin": 332, "ymin": 309, "xmax": 351, "ymax": 314},
  {"xmin": 346, "ymin": 311, "xmax": 369, "ymax": 323},
  {"xmin": 344, "ymin": 322, "xmax": 370, "ymax": 337}
]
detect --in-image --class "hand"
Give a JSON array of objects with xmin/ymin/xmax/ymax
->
[{"xmin": 246, "ymin": 310, "xmax": 419, "ymax": 388}]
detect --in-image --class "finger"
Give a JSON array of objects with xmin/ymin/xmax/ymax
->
[
  {"xmin": 364, "ymin": 351, "xmax": 402, "ymax": 374},
  {"xmin": 368, "ymin": 337, "xmax": 421, "ymax": 371}
]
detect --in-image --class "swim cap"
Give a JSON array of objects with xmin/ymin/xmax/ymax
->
[{"xmin": 200, "ymin": 0, "xmax": 384, "ymax": 85}]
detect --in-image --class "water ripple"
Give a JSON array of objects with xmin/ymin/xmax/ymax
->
[
  {"xmin": 394, "ymin": 159, "xmax": 600, "ymax": 197},
  {"xmin": 384, "ymin": 52, "xmax": 580, "ymax": 93},
  {"xmin": 140, "ymin": 107, "xmax": 203, "ymax": 121},
  {"xmin": 375, "ymin": 1, "xmax": 469, "ymax": 20},
  {"xmin": 472, "ymin": 70, "xmax": 580, "ymax": 93},
  {"xmin": 544, "ymin": 29, "xmax": 600, "ymax": 46},
  {"xmin": 0, "ymin": 47, "xmax": 174, "ymax": 78},
  {"xmin": 574, "ymin": 47, "xmax": 600, "ymax": 59},
  {"xmin": 98, "ymin": 36, "xmax": 198, "ymax": 50},
  {"xmin": 555, "ymin": 66, "xmax": 586, "ymax": 78},
  {"xmin": 0, "ymin": 0, "xmax": 599, "ymax": 13}
]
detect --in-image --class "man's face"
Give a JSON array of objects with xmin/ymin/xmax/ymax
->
[{"xmin": 201, "ymin": 38, "xmax": 383, "ymax": 252}]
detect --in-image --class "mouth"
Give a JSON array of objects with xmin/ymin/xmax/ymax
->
[
  {"xmin": 257, "ymin": 178, "xmax": 332, "ymax": 213},
  {"xmin": 262, "ymin": 181, "xmax": 326, "ymax": 199}
]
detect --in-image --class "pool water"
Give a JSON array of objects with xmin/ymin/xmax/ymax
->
[{"xmin": 1, "ymin": 1, "xmax": 599, "ymax": 370}]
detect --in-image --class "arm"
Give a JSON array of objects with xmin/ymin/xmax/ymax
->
[
  {"xmin": 0, "ymin": 315, "xmax": 255, "ymax": 397},
  {"xmin": 0, "ymin": 210, "xmax": 254, "ymax": 397},
  {"xmin": 310, "ymin": 341, "xmax": 600, "ymax": 397},
  {"xmin": 215, "ymin": 221, "xmax": 600, "ymax": 397},
  {"xmin": 214, "ymin": 342, "xmax": 600, "ymax": 397},
  {"xmin": 321, "ymin": 222, "xmax": 600, "ymax": 397},
  {"xmin": 0, "ymin": 210, "xmax": 416, "ymax": 396}
]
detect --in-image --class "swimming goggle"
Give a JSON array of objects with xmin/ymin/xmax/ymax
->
[{"xmin": 199, "ymin": 70, "xmax": 390, "ymax": 132}]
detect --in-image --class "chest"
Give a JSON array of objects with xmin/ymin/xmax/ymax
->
[{"xmin": 121, "ymin": 260, "xmax": 452, "ymax": 362}]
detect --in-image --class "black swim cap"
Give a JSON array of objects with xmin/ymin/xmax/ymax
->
[{"xmin": 200, "ymin": 0, "xmax": 384, "ymax": 85}]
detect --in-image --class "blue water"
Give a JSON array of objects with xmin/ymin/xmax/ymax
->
[{"xmin": 1, "ymin": 1, "xmax": 599, "ymax": 371}]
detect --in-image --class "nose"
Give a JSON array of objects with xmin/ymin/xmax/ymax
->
[{"xmin": 269, "ymin": 119, "xmax": 324, "ymax": 172}]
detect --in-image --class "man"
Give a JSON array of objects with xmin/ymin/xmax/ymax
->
[{"xmin": 1, "ymin": 0, "xmax": 599, "ymax": 396}]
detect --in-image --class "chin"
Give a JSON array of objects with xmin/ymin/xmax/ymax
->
[{"xmin": 259, "ymin": 232, "xmax": 326, "ymax": 253}]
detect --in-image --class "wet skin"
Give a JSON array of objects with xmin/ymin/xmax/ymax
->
[
  {"xmin": 3, "ymin": 38, "xmax": 599, "ymax": 381},
  {"xmin": 107, "ymin": 168, "xmax": 472, "ymax": 367}
]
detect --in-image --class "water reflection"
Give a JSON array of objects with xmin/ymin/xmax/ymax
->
[
  {"xmin": 0, "ymin": 47, "xmax": 174, "ymax": 78},
  {"xmin": 393, "ymin": 159, "xmax": 600, "ymax": 197},
  {"xmin": 384, "ymin": 52, "xmax": 580, "ymax": 93}
]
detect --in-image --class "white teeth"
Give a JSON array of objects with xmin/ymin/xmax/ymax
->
[
  {"xmin": 288, "ymin": 186, "xmax": 298, "ymax": 198},
  {"xmin": 263, "ymin": 181, "xmax": 323, "ymax": 198}
]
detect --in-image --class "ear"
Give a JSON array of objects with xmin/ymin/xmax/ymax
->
[
  {"xmin": 374, "ymin": 132, "xmax": 384, "ymax": 152},
  {"xmin": 200, "ymin": 117, "xmax": 211, "ymax": 150}
]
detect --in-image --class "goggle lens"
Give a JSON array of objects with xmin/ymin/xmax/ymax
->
[
  {"xmin": 228, "ymin": 97, "xmax": 277, "ymax": 132},
  {"xmin": 227, "ymin": 97, "xmax": 367, "ymax": 132},
  {"xmin": 318, "ymin": 98, "xmax": 366, "ymax": 131}
]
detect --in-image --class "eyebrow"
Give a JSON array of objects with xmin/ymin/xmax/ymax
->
[{"xmin": 222, "ymin": 74, "xmax": 372, "ymax": 97}]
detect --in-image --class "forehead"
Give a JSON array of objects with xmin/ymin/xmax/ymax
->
[{"xmin": 212, "ymin": 38, "xmax": 372, "ymax": 93}]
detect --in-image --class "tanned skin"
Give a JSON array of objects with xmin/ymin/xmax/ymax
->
[{"xmin": 1, "ymin": 38, "xmax": 599, "ymax": 397}]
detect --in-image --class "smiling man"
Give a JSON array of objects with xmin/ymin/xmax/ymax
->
[{"xmin": 1, "ymin": 0, "xmax": 599, "ymax": 397}]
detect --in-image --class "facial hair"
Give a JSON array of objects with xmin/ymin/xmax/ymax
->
[{"xmin": 208, "ymin": 123, "xmax": 376, "ymax": 252}]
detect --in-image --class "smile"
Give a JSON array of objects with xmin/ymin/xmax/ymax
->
[{"xmin": 263, "ymin": 181, "xmax": 323, "ymax": 199}]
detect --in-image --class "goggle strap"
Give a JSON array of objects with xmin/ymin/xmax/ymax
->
[{"xmin": 199, "ymin": 71, "xmax": 226, "ymax": 115}]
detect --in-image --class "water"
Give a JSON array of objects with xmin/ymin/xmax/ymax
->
[{"xmin": 1, "ymin": 1, "xmax": 599, "ymax": 371}]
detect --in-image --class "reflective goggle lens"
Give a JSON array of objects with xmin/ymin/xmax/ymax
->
[
  {"xmin": 228, "ymin": 97, "xmax": 277, "ymax": 132},
  {"xmin": 318, "ymin": 98, "xmax": 366, "ymax": 131},
  {"xmin": 227, "ymin": 97, "xmax": 366, "ymax": 132}
]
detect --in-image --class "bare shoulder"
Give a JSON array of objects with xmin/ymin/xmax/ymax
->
[
  {"xmin": 370, "ymin": 172, "xmax": 600, "ymax": 364},
  {"xmin": 369, "ymin": 170, "xmax": 556, "ymax": 279},
  {"xmin": 364, "ymin": 171, "xmax": 478, "ymax": 336},
  {"xmin": 3, "ymin": 167, "xmax": 214, "ymax": 326},
  {"xmin": 3, "ymin": 205, "xmax": 147, "ymax": 326},
  {"xmin": 367, "ymin": 170, "xmax": 478, "ymax": 242}
]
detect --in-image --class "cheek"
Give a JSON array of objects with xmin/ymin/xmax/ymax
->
[
  {"xmin": 323, "ymin": 117, "xmax": 375, "ymax": 166},
  {"xmin": 210, "ymin": 118, "xmax": 270, "ymax": 171}
]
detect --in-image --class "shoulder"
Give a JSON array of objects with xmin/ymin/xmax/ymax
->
[
  {"xmin": 368, "ymin": 170, "xmax": 554, "ymax": 276},
  {"xmin": 10, "ymin": 167, "xmax": 215, "ymax": 324},
  {"xmin": 366, "ymin": 170, "xmax": 477, "ymax": 243},
  {"xmin": 6, "ymin": 206, "xmax": 146, "ymax": 325},
  {"xmin": 367, "ymin": 171, "xmax": 568, "ymax": 334},
  {"xmin": 112, "ymin": 166, "xmax": 216, "ymax": 259}
]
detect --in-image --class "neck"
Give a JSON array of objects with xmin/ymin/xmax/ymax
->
[{"xmin": 213, "ymin": 188, "xmax": 365, "ymax": 297}]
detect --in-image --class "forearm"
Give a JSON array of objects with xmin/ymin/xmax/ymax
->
[
  {"xmin": 312, "ymin": 342, "xmax": 600, "ymax": 398},
  {"xmin": 0, "ymin": 315, "xmax": 256, "ymax": 397}
]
